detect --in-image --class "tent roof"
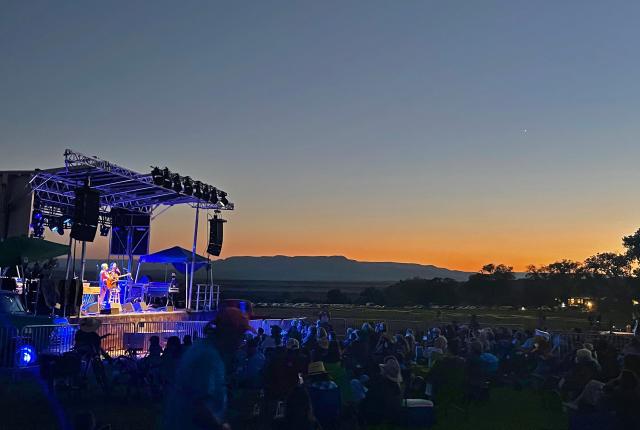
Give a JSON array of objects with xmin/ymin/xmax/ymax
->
[
  {"xmin": 139, "ymin": 246, "xmax": 209, "ymax": 264},
  {"xmin": 0, "ymin": 236, "xmax": 70, "ymax": 266}
]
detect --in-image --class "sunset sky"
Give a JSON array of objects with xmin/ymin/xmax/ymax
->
[{"xmin": 2, "ymin": 1, "xmax": 640, "ymax": 272}]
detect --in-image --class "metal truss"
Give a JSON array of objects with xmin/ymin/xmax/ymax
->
[{"xmin": 29, "ymin": 149, "xmax": 234, "ymax": 224}]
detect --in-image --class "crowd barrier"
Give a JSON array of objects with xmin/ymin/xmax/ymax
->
[
  {"xmin": 6, "ymin": 318, "xmax": 304, "ymax": 368},
  {"xmin": 0, "ymin": 326, "xmax": 18, "ymax": 367}
]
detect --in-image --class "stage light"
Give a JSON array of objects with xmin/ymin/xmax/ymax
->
[
  {"xmin": 209, "ymin": 187, "xmax": 218, "ymax": 204},
  {"xmin": 172, "ymin": 174, "xmax": 182, "ymax": 192},
  {"xmin": 16, "ymin": 345, "xmax": 36, "ymax": 367},
  {"xmin": 162, "ymin": 168, "xmax": 172, "ymax": 188},
  {"xmin": 183, "ymin": 177, "xmax": 193, "ymax": 195},
  {"xmin": 193, "ymin": 181, "xmax": 203, "ymax": 198},
  {"xmin": 99, "ymin": 224, "xmax": 110, "ymax": 236},
  {"xmin": 32, "ymin": 209, "xmax": 43, "ymax": 221},
  {"xmin": 49, "ymin": 217, "xmax": 64, "ymax": 235},
  {"xmin": 151, "ymin": 167, "xmax": 164, "ymax": 186},
  {"xmin": 31, "ymin": 209, "xmax": 45, "ymax": 238},
  {"xmin": 202, "ymin": 185, "xmax": 211, "ymax": 201},
  {"xmin": 219, "ymin": 191, "xmax": 229, "ymax": 206}
]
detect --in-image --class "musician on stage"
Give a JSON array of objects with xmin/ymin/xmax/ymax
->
[
  {"xmin": 110, "ymin": 262, "xmax": 121, "ymax": 277},
  {"xmin": 98, "ymin": 263, "xmax": 109, "ymax": 307}
]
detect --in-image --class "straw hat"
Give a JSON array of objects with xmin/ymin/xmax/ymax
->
[
  {"xmin": 379, "ymin": 356, "xmax": 403, "ymax": 383},
  {"xmin": 286, "ymin": 338, "xmax": 300, "ymax": 350},
  {"xmin": 79, "ymin": 318, "xmax": 101, "ymax": 333},
  {"xmin": 308, "ymin": 361, "xmax": 328, "ymax": 376}
]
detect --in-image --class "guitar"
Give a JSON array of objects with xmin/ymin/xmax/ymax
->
[{"xmin": 106, "ymin": 272, "xmax": 131, "ymax": 290}]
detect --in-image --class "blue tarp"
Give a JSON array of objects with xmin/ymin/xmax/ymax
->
[{"xmin": 139, "ymin": 246, "xmax": 209, "ymax": 273}]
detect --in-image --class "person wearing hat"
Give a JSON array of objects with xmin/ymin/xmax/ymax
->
[
  {"xmin": 361, "ymin": 355, "xmax": 404, "ymax": 425},
  {"xmin": 306, "ymin": 361, "xmax": 339, "ymax": 390},
  {"xmin": 74, "ymin": 318, "xmax": 110, "ymax": 360}
]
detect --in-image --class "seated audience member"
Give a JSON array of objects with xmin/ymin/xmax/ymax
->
[
  {"xmin": 595, "ymin": 339, "xmax": 620, "ymax": 382},
  {"xmin": 361, "ymin": 356, "xmax": 403, "ymax": 425},
  {"xmin": 560, "ymin": 348, "xmax": 601, "ymax": 400},
  {"xmin": 567, "ymin": 354, "xmax": 640, "ymax": 424},
  {"xmin": 272, "ymin": 386, "xmax": 322, "ymax": 430},
  {"xmin": 622, "ymin": 337, "xmax": 640, "ymax": 356}
]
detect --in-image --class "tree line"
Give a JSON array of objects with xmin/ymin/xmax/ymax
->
[{"xmin": 329, "ymin": 229, "xmax": 640, "ymax": 312}]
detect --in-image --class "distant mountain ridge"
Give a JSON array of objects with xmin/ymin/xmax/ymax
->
[{"xmin": 209, "ymin": 255, "xmax": 472, "ymax": 282}]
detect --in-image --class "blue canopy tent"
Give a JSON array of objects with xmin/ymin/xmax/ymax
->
[{"xmin": 136, "ymin": 246, "xmax": 210, "ymax": 309}]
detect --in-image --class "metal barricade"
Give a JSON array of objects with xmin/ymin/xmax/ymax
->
[{"xmin": 0, "ymin": 326, "xmax": 18, "ymax": 367}]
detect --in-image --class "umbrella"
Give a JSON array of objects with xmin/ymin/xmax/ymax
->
[{"xmin": 0, "ymin": 236, "xmax": 70, "ymax": 267}]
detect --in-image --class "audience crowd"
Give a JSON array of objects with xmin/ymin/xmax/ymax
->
[{"xmin": 68, "ymin": 310, "xmax": 640, "ymax": 430}]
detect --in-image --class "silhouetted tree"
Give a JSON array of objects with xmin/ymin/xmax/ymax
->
[
  {"xmin": 623, "ymin": 229, "xmax": 640, "ymax": 263},
  {"xmin": 584, "ymin": 252, "xmax": 632, "ymax": 278}
]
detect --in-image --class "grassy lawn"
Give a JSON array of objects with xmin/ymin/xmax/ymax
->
[{"xmin": 257, "ymin": 305, "xmax": 606, "ymax": 331}]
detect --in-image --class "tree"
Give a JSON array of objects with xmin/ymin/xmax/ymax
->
[
  {"xmin": 544, "ymin": 259, "xmax": 583, "ymax": 277},
  {"xmin": 493, "ymin": 264, "xmax": 516, "ymax": 281},
  {"xmin": 480, "ymin": 264, "xmax": 496, "ymax": 275},
  {"xmin": 623, "ymin": 229, "xmax": 640, "ymax": 262},
  {"xmin": 326, "ymin": 288, "xmax": 350, "ymax": 304},
  {"xmin": 358, "ymin": 286, "xmax": 386, "ymax": 305},
  {"xmin": 525, "ymin": 264, "xmax": 546, "ymax": 280},
  {"xmin": 584, "ymin": 252, "xmax": 632, "ymax": 278}
]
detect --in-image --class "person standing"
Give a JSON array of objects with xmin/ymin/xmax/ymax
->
[{"xmin": 98, "ymin": 263, "xmax": 109, "ymax": 308}]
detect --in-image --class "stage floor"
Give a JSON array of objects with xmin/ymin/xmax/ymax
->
[{"xmin": 77, "ymin": 309, "xmax": 216, "ymax": 324}]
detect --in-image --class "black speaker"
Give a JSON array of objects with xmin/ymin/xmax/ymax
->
[
  {"xmin": 207, "ymin": 216, "xmax": 226, "ymax": 256},
  {"xmin": 70, "ymin": 186, "xmax": 100, "ymax": 242}
]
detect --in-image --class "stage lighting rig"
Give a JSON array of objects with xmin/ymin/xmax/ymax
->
[
  {"xmin": 193, "ymin": 181, "xmax": 203, "ymax": 198},
  {"xmin": 183, "ymin": 177, "xmax": 194, "ymax": 195},
  {"xmin": 49, "ymin": 217, "xmax": 65, "ymax": 235},
  {"xmin": 151, "ymin": 167, "xmax": 164, "ymax": 186},
  {"xmin": 172, "ymin": 174, "xmax": 182, "ymax": 192},
  {"xmin": 162, "ymin": 168, "xmax": 172, "ymax": 188},
  {"xmin": 30, "ymin": 209, "xmax": 45, "ymax": 238},
  {"xmin": 219, "ymin": 191, "xmax": 229, "ymax": 207},
  {"xmin": 210, "ymin": 187, "xmax": 219, "ymax": 204},
  {"xmin": 99, "ymin": 224, "xmax": 110, "ymax": 237}
]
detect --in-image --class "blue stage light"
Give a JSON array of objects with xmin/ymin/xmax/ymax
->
[{"xmin": 16, "ymin": 345, "xmax": 37, "ymax": 367}]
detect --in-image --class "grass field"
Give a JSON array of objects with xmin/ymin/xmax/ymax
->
[{"xmin": 254, "ymin": 304, "xmax": 620, "ymax": 332}]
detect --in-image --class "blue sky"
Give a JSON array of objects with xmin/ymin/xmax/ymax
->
[{"xmin": 2, "ymin": 1, "xmax": 640, "ymax": 270}]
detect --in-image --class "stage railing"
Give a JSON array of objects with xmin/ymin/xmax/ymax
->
[{"xmin": 11, "ymin": 321, "xmax": 211, "ymax": 367}]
